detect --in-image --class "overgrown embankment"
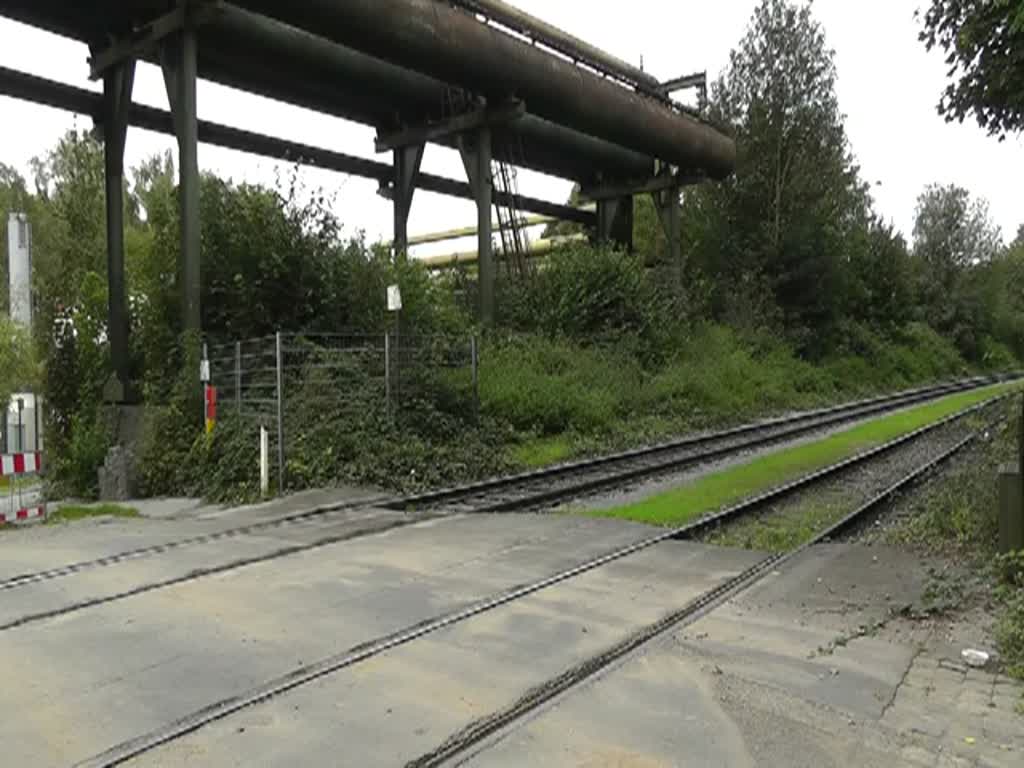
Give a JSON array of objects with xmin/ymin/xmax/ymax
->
[
  {"xmin": 38, "ymin": 234, "xmax": 1014, "ymax": 505},
  {"xmin": 128, "ymin": 242, "xmax": 1004, "ymax": 505}
]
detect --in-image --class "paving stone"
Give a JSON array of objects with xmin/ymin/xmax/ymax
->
[
  {"xmin": 931, "ymin": 679, "xmax": 966, "ymax": 699},
  {"xmin": 884, "ymin": 706, "xmax": 949, "ymax": 738},
  {"xmin": 935, "ymin": 750, "xmax": 974, "ymax": 767},
  {"xmin": 965, "ymin": 668, "xmax": 995, "ymax": 685},
  {"xmin": 900, "ymin": 745, "xmax": 938, "ymax": 765},
  {"xmin": 989, "ymin": 692, "xmax": 1022, "ymax": 711},
  {"xmin": 980, "ymin": 713, "xmax": 1024, "ymax": 740},
  {"xmin": 959, "ymin": 699, "xmax": 997, "ymax": 718},
  {"xmin": 992, "ymin": 679, "xmax": 1023, "ymax": 693}
]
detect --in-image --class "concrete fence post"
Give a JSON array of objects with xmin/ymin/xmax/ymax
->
[
  {"xmin": 234, "ymin": 340, "xmax": 242, "ymax": 416},
  {"xmin": 384, "ymin": 332, "xmax": 392, "ymax": 418},
  {"xmin": 275, "ymin": 332, "xmax": 285, "ymax": 494},
  {"xmin": 259, "ymin": 425, "xmax": 269, "ymax": 498},
  {"xmin": 33, "ymin": 395, "xmax": 40, "ymax": 453},
  {"xmin": 470, "ymin": 335, "xmax": 479, "ymax": 417}
]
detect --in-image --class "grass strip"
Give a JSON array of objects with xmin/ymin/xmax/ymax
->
[
  {"xmin": 511, "ymin": 436, "xmax": 575, "ymax": 469},
  {"xmin": 46, "ymin": 504, "xmax": 140, "ymax": 525},
  {"xmin": 588, "ymin": 382, "xmax": 1017, "ymax": 528}
]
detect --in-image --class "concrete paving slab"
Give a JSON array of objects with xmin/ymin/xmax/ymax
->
[
  {"xmin": 0, "ymin": 506, "xmax": 427, "ymax": 629},
  {"xmin": 127, "ymin": 539, "xmax": 764, "ymax": 767},
  {"xmin": 4, "ymin": 497, "xmax": 1021, "ymax": 768},
  {"xmin": 0, "ymin": 486, "xmax": 384, "ymax": 580},
  {"xmin": 448, "ymin": 543, "xmax": 1024, "ymax": 768},
  {"xmin": 0, "ymin": 513, "xmax": 717, "ymax": 766}
]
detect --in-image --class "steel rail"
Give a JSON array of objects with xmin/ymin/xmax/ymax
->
[
  {"xmin": 0, "ymin": 495, "xmax": 393, "ymax": 592},
  {"xmin": 395, "ymin": 377, "xmax": 992, "ymax": 509},
  {"xmin": 73, "ymin": 392, "xmax": 1012, "ymax": 768},
  {"xmin": 0, "ymin": 378, "xmax": 990, "ymax": 595},
  {"xmin": 406, "ymin": 422, "xmax": 995, "ymax": 768},
  {"xmin": 390, "ymin": 377, "xmax": 998, "ymax": 513},
  {"xmin": 2, "ymin": 381, "xmax": 1001, "ymax": 633}
]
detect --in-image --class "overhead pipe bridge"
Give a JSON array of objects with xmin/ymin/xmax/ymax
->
[{"xmin": 0, "ymin": 0, "xmax": 735, "ymax": 401}]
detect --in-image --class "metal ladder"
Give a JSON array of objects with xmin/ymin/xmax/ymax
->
[{"xmin": 491, "ymin": 148, "xmax": 531, "ymax": 279}]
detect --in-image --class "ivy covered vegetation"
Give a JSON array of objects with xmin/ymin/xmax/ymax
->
[{"xmin": 1, "ymin": 0, "xmax": 1022, "ymax": 502}]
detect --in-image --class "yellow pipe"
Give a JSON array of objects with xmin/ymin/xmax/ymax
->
[
  {"xmin": 408, "ymin": 205, "xmax": 594, "ymax": 246},
  {"xmin": 417, "ymin": 234, "xmax": 587, "ymax": 270}
]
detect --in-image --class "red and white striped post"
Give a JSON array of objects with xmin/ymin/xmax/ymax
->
[{"xmin": 1, "ymin": 450, "xmax": 45, "ymax": 525}]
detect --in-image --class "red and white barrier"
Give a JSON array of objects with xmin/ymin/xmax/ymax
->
[
  {"xmin": 1, "ymin": 452, "xmax": 42, "ymax": 477},
  {"xmin": 0, "ymin": 505, "xmax": 46, "ymax": 525},
  {"xmin": 2, "ymin": 451, "xmax": 45, "ymax": 525}
]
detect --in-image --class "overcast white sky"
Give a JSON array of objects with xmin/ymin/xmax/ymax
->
[{"xmin": 1, "ymin": 0, "xmax": 1021, "ymax": 258}]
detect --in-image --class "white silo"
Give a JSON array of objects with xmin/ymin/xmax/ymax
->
[
  {"xmin": 5, "ymin": 213, "xmax": 41, "ymax": 453},
  {"xmin": 7, "ymin": 212, "xmax": 32, "ymax": 330}
]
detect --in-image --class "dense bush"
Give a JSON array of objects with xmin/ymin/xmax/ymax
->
[
  {"xmin": 480, "ymin": 336, "xmax": 641, "ymax": 436},
  {"xmin": 995, "ymin": 550, "xmax": 1024, "ymax": 679},
  {"xmin": 5, "ymin": 120, "xmax": 1019, "ymax": 501},
  {"xmin": 138, "ymin": 334, "xmax": 510, "ymax": 503},
  {"xmin": 820, "ymin": 322, "xmax": 966, "ymax": 392},
  {"xmin": 477, "ymin": 320, "xmax": 975, "ymax": 451},
  {"xmin": 49, "ymin": 412, "xmax": 111, "ymax": 499},
  {"xmin": 498, "ymin": 244, "xmax": 673, "ymax": 355}
]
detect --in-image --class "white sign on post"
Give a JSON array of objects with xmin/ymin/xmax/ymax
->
[
  {"xmin": 199, "ymin": 359, "xmax": 211, "ymax": 383},
  {"xmin": 259, "ymin": 426, "xmax": 270, "ymax": 498},
  {"xmin": 387, "ymin": 284, "xmax": 403, "ymax": 312}
]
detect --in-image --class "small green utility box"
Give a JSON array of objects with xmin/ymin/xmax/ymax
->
[{"xmin": 1000, "ymin": 462, "xmax": 1023, "ymax": 553}]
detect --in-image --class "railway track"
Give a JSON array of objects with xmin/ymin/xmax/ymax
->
[
  {"xmin": 0, "ymin": 377, "xmax": 998, "ymax": 598},
  {"xmin": 73, "ymin": 388, "xmax": 1015, "ymax": 768},
  {"xmin": 405, "ymin": 414, "xmax": 998, "ymax": 768},
  {"xmin": 390, "ymin": 375, "xmax": 1001, "ymax": 514}
]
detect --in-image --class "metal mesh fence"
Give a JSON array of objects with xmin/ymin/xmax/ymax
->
[{"xmin": 206, "ymin": 332, "xmax": 478, "ymax": 494}]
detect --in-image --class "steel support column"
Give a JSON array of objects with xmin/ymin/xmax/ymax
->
[
  {"xmin": 459, "ymin": 129, "xmax": 495, "ymax": 324},
  {"xmin": 161, "ymin": 26, "xmax": 201, "ymax": 334},
  {"xmin": 652, "ymin": 184, "xmax": 682, "ymax": 288},
  {"xmin": 100, "ymin": 57, "xmax": 136, "ymax": 403},
  {"xmin": 596, "ymin": 195, "xmax": 634, "ymax": 251},
  {"xmin": 392, "ymin": 143, "xmax": 424, "ymax": 261}
]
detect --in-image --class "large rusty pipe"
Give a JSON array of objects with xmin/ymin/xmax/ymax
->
[
  {"xmin": 200, "ymin": 5, "xmax": 654, "ymax": 183},
  {"xmin": 0, "ymin": 1, "xmax": 654, "ymax": 181},
  {"xmin": 0, "ymin": 1, "xmax": 657, "ymax": 181},
  {"xmin": 449, "ymin": 0, "xmax": 659, "ymax": 92},
  {"xmin": 234, "ymin": 0, "xmax": 736, "ymax": 177}
]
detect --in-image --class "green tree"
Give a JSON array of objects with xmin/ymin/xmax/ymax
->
[
  {"xmin": 911, "ymin": 183, "xmax": 1004, "ymax": 358},
  {"xmin": 912, "ymin": 183, "xmax": 1001, "ymax": 287},
  {"xmin": 844, "ymin": 219, "xmax": 915, "ymax": 333},
  {"xmin": 0, "ymin": 316, "xmax": 36, "ymax": 407},
  {"xmin": 1012, "ymin": 223, "xmax": 1024, "ymax": 249},
  {"xmin": 987, "ymin": 234, "xmax": 1024, "ymax": 359},
  {"xmin": 684, "ymin": 0, "xmax": 871, "ymax": 349},
  {"xmin": 920, "ymin": 0, "xmax": 1024, "ymax": 137}
]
